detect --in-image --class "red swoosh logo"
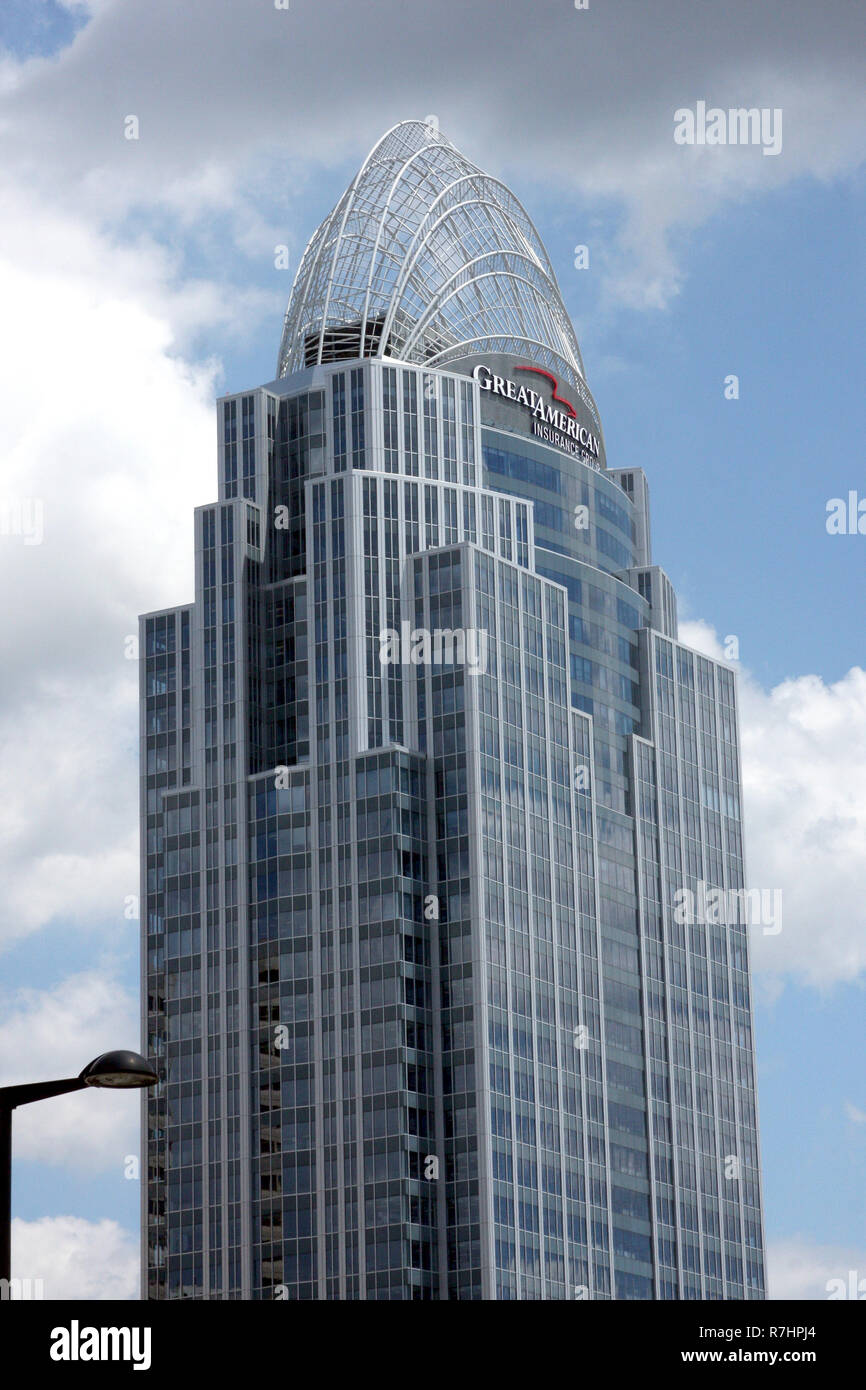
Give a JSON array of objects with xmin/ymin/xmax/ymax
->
[{"xmin": 515, "ymin": 365, "xmax": 576, "ymax": 419}]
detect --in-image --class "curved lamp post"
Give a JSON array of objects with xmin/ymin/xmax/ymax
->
[{"xmin": 0, "ymin": 1050, "xmax": 158, "ymax": 1286}]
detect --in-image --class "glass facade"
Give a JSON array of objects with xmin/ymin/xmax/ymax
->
[{"xmin": 140, "ymin": 124, "xmax": 765, "ymax": 1302}]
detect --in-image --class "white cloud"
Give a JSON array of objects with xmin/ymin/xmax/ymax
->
[
  {"xmin": 767, "ymin": 1237, "xmax": 866, "ymax": 1301},
  {"xmin": 0, "ymin": 191, "xmax": 220, "ymax": 951},
  {"xmin": 11, "ymin": 1215, "xmax": 138, "ymax": 1300},
  {"xmin": 1, "ymin": 0, "xmax": 864, "ymax": 306},
  {"xmin": 0, "ymin": 970, "xmax": 140, "ymax": 1169},
  {"xmin": 845, "ymin": 1101, "xmax": 866, "ymax": 1125},
  {"xmin": 679, "ymin": 621, "xmax": 866, "ymax": 989},
  {"xmin": 678, "ymin": 620, "xmax": 728, "ymax": 663}
]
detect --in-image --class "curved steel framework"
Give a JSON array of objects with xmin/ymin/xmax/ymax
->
[{"xmin": 277, "ymin": 120, "xmax": 586, "ymax": 390}]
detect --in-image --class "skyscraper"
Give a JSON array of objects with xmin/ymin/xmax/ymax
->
[{"xmin": 140, "ymin": 119, "xmax": 766, "ymax": 1301}]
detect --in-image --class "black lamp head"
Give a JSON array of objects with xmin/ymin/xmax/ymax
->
[{"xmin": 78, "ymin": 1050, "xmax": 159, "ymax": 1089}]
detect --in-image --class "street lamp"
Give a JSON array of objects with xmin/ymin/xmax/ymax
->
[{"xmin": 0, "ymin": 1050, "xmax": 159, "ymax": 1286}]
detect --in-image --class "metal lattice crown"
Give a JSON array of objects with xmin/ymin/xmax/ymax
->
[{"xmin": 277, "ymin": 120, "xmax": 585, "ymax": 389}]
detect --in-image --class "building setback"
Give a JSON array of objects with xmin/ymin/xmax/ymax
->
[{"xmin": 140, "ymin": 120, "xmax": 766, "ymax": 1300}]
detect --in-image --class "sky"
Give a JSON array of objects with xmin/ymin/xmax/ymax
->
[{"xmin": 0, "ymin": 0, "xmax": 864, "ymax": 1300}]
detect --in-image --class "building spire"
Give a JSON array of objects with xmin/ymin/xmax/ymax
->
[{"xmin": 276, "ymin": 119, "xmax": 585, "ymax": 388}]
